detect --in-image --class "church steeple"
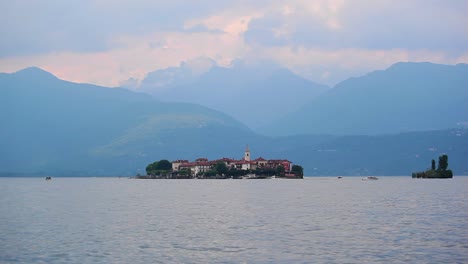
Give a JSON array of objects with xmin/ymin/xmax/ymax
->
[{"xmin": 244, "ymin": 145, "xmax": 251, "ymax": 161}]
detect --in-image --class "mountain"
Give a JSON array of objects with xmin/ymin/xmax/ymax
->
[
  {"xmin": 0, "ymin": 67, "xmax": 256, "ymax": 176},
  {"xmin": 2, "ymin": 67, "xmax": 467, "ymax": 177},
  {"xmin": 261, "ymin": 62, "xmax": 468, "ymax": 136},
  {"xmin": 131, "ymin": 61, "xmax": 329, "ymax": 130},
  {"xmin": 274, "ymin": 128, "xmax": 468, "ymax": 176}
]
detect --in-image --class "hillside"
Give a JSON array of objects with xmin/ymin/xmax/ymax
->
[
  {"xmin": 0, "ymin": 67, "xmax": 255, "ymax": 176},
  {"xmin": 2, "ymin": 67, "xmax": 467, "ymax": 177},
  {"xmin": 262, "ymin": 62, "xmax": 468, "ymax": 136},
  {"xmin": 273, "ymin": 128, "xmax": 468, "ymax": 176},
  {"xmin": 131, "ymin": 62, "xmax": 329, "ymax": 129}
]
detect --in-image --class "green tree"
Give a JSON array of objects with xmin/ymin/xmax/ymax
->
[
  {"xmin": 291, "ymin": 165, "xmax": 304, "ymax": 176},
  {"xmin": 229, "ymin": 168, "xmax": 235, "ymax": 176},
  {"xmin": 276, "ymin": 165, "xmax": 285, "ymax": 176},
  {"xmin": 146, "ymin": 161, "xmax": 159, "ymax": 175},
  {"xmin": 156, "ymin": 159, "xmax": 172, "ymax": 170},
  {"xmin": 438, "ymin": 154, "xmax": 448, "ymax": 171},
  {"xmin": 146, "ymin": 159, "xmax": 172, "ymax": 175},
  {"xmin": 431, "ymin": 159, "xmax": 436, "ymax": 170},
  {"xmin": 229, "ymin": 168, "xmax": 248, "ymax": 177},
  {"xmin": 215, "ymin": 161, "xmax": 228, "ymax": 175},
  {"xmin": 204, "ymin": 170, "xmax": 217, "ymax": 177},
  {"xmin": 445, "ymin": 169, "xmax": 453, "ymax": 178},
  {"xmin": 178, "ymin": 168, "xmax": 191, "ymax": 176},
  {"xmin": 261, "ymin": 167, "xmax": 275, "ymax": 176}
]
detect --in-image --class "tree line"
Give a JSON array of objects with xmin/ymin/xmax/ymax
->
[{"xmin": 412, "ymin": 154, "xmax": 453, "ymax": 178}]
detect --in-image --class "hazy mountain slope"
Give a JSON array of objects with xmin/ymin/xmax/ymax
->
[
  {"xmin": 2, "ymin": 67, "xmax": 467, "ymax": 177},
  {"xmin": 135, "ymin": 63, "xmax": 329, "ymax": 129},
  {"xmin": 274, "ymin": 129, "xmax": 468, "ymax": 176},
  {"xmin": 0, "ymin": 67, "xmax": 252, "ymax": 176},
  {"xmin": 262, "ymin": 62, "xmax": 468, "ymax": 136}
]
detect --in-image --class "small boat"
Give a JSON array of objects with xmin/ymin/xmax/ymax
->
[
  {"xmin": 362, "ymin": 176, "xmax": 378, "ymax": 180},
  {"xmin": 45, "ymin": 176, "xmax": 52, "ymax": 181},
  {"xmin": 337, "ymin": 176, "xmax": 343, "ymax": 179},
  {"xmin": 241, "ymin": 174, "xmax": 256, "ymax": 179}
]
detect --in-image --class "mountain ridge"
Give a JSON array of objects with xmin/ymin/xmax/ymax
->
[
  {"xmin": 0, "ymin": 67, "xmax": 253, "ymax": 176},
  {"xmin": 13, "ymin": 66, "xmax": 58, "ymax": 80},
  {"xmin": 261, "ymin": 62, "xmax": 468, "ymax": 136},
  {"xmin": 128, "ymin": 61, "xmax": 329, "ymax": 129},
  {"xmin": 2, "ymin": 64, "xmax": 468, "ymax": 176}
]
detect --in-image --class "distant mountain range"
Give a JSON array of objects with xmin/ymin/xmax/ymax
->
[
  {"xmin": 276, "ymin": 128, "xmax": 468, "ymax": 176},
  {"xmin": 1, "ymin": 64, "xmax": 468, "ymax": 176},
  {"xmin": 0, "ymin": 67, "xmax": 255, "ymax": 176},
  {"xmin": 128, "ymin": 61, "xmax": 329, "ymax": 129},
  {"xmin": 262, "ymin": 62, "xmax": 468, "ymax": 136}
]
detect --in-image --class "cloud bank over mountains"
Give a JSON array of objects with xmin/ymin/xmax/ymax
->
[{"xmin": 0, "ymin": 0, "xmax": 467, "ymax": 86}]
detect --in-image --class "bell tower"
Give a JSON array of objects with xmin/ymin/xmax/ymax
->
[{"xmin": 244, "ymin": 145, "xmax": 251, "ymax": 161}]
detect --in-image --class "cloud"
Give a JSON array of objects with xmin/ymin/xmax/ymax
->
[
  {"xmin": 0, "ymin": 0, "xmax": 234, "ymax": 57},
  {"xmin": 0, "ymin": 1, "xmax": 112, "ymax": 57},
  {"xmin": 244, "ymin": 0, "xmax": 468, "ymax": 54},
  {"xmin": 0, "ymin": 0, "xmax": 467, "ymax": 86},
  {"xmin": 183, "ymin": 24, "xmax": 225, "ymax": 34},
  {"xmin": 247, "ymin": 45, "xmax": 468, "ymax": 85},
  {"xmin": 0, "ymin": 29, "xmax": 248, "ymax": 87}
]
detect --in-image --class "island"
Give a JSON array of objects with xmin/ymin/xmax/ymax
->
[
  {"xmin": 412, "ymin": 154, "xmax": 453, "ymax": 179},
  {"xmin": 137, "ymin": 146, "xmax": 304, "ymax": 179}
]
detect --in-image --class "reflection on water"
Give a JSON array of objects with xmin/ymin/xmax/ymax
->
[{"xmin": 1, "ymin": 177, "xmax": 467, "ymax": 263}]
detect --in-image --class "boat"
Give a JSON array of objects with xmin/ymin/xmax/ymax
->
[
  {"xmin": 242, "ymin": 173, "xmax": 256, "ymax": 179},
  {"xmin": 362, "ymin": 176, "xmax": 378, "ymax": 180},
  {"xmin": 337, "ymin": 176, "xmax": 343, "ymax": 179},
  {"xmin": 45, "ymin": 176, "xmax": 52, "ymax": 181}
]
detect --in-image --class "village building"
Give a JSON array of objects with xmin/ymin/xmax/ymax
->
[
  {"xmin": 172, "ymin": 160, "xmax": 189, "ymax": 171},
  {"xmin": 171, "ymin": 146, "xmax": 293, "ymax": 176}
]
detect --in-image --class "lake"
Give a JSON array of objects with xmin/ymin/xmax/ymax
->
[{"xmin": 1, "ymin": 177, "xmax": 467, "ymax": 263}]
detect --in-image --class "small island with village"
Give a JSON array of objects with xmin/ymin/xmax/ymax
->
[{"xmin": 136, "ymin": 146, "xmax": 304, "ymax": 179}]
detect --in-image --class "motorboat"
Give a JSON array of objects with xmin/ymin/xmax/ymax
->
[{"xmin": 362, "ymin": 176, "xmax": 378, "ymax": 180}]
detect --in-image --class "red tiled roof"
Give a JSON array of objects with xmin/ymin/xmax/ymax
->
[
  {"xmin": 179, "ymin": 163, "xmax": 196, "ymax": 167},
  {"xmin": 215, "ymin": 158, "xmax": 236, "ymax": 162},
  {"xmin": 196, "ymin": 162, "xmax": 211, "ymax": 166},
  {"xmin": 173, "ymin": 156, "xmax": 292, "ymax": 169},
  {"xmin": 172, "ymin": 159, "xmax": 189, "ymax": 163},
  {"xmin": 180, "ymin": 162, "xmax": 212, "ymax": 167},
  {"xmin": 268, "ymin": 159, "xmax": 290, "ymax": 163}
]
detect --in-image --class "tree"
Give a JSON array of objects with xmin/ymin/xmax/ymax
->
[
  {"xmin": 215, "ymin": 161, "xmax": 228, "ymax": 175},
  {"xmin": 156, "ymin": 159, "xmax": 172, "ymax": 170},
  {"xmin": 146, "ymin": 159, "xmax": 172, "ymax": 175},
  {"xmin": 438, "ymin": 154, "xmax": 448, "ymax": 171},
  {"xmin": 260, "ymin": 167, "xmax": 275, "ymax": 176},
  {"xmin": 178, "ymin": 168, "xmax": 191, "ymax": 176},
  {"xmin": 291, "ymin": 165, "xmax": 304, "ymax": 177},
  {"xmin": 413, "ymin": 155, "xmax": 453, "ymax": 179},
  {"xmin": 146, "ymin": 161, "xmax": 159, "ymax": 175},
  {"xmin": 276, "ymin": 165, "xmax": 285, "ymax": 176},
  {"xmin": 227, "ymin": 168, "xmax": 243, "ymax": 177},
  {"xmin": 204, "ymin": 170, "xmax": 217, "ymax": 177}
]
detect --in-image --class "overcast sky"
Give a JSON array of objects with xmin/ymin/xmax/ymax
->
[{"xmin": 0, "ymin": 0, "xmax": 467, "ymax": 86}]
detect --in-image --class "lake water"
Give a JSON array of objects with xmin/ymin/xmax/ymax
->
[{"xmin": 1, "ymin": 177, "xmax": 467, "ymax": 263}]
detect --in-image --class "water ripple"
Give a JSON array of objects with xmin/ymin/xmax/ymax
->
[{"xmin": 0, "ymin": 177, "xmax": 467, "ymax": 263}]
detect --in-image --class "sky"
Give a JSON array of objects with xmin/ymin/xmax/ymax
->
[{"xmin": 0, "ymin": 0, "xmax": 467, "ymax": 87}]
